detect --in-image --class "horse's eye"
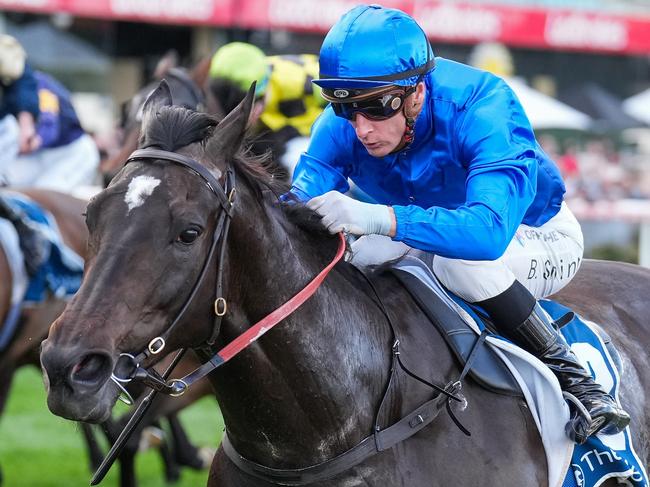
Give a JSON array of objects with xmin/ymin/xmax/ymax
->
[{"xmin": 177, "ymin": 228, "xmax": 200, "ymax": 244}]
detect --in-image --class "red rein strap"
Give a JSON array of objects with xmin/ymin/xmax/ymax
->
[{"xmin": 219, "ymin": 232, "xmax": 346, "ymax": 362}]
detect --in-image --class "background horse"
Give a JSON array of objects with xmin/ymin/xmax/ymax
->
[
  {"xmin": 99, "ymin": 51, "xmax": 210, "ymax": 185},
  {"xmin": 0, "ymin": 189, "xmax": 212, "ymax": 487},
  {"xmin": 0, "ymin": 189, "xmax": 87, "ymax": 484},
  {"xmin": 40, "ymin": 84, "xmax": 649, "ymax": 486}
]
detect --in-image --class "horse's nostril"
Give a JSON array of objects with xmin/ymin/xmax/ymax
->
[{"xmin": 71, "ymin": 353, "xmax": 111, "ymax": 385}]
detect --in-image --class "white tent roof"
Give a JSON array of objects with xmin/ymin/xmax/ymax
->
[
  {"xmin": 623, "ymin": 88, "xmax": 650, "ymax": 125},
  {"xmin": 504, "ymin": 77, "xmax": 592, "ymax": 130}
]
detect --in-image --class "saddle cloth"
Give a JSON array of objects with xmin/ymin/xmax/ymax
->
[
  {"xmin": 392, "ymin": 255, "xmax": 648, "ymax": 487},
  {"xmin": 0, "ymin": 192, "xmax": 83, "ymax": 351}
]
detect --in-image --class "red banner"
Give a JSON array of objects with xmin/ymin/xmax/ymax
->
[
  {"xmin": 410, "ymin": 2, "xmax": 650, "ymax": 54},
  {"xmin": 1, "ymin": 0, "xmax": 649, "ymax": 54},
  {"xmin": 0, "ymin": 0, "xmax": 235, "ymax": 25},
  {"xmin": 237, "ymin": 0, "xmax": 412, "ymax": 32}
]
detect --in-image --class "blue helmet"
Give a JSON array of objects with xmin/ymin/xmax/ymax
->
[{"xmin": 314, "ymin": 5, "xmax": 435, "ymax": 91}]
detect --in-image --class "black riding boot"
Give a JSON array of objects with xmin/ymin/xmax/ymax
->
[
  {"xmin": 0, "ymin": 196, "xmax": 49, "ymax": 276},
  {"xmin": 478, "ymin": 282, "xmax": 631, "ymax": 444}
]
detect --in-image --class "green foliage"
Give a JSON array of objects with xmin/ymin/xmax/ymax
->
[{"xmin": 0, "ymin": 367, "xmax": 223, "ymax": 487}]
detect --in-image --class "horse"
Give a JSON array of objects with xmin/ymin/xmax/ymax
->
[
  {"xmin": 40, "ymin": 82, "xmax": 650, "ymax": 486},
  {"xmin": 0, "ymin": 189, "xmax": 212, "ymax": 487},
  {"xmin": 0, "ymin": 189, "xmax": 87, "ymax": 484},
  {"xmin": 100, "ymin": 51, "xmax": 211, "ymax": 184},
  {"xmin": 0, "ymin": 188, "xmax": 87, "ymax": 411}
]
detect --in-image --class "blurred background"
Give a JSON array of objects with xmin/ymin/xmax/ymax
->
[{"xmin": 0, "ymin": 0, "xmax": 649, "ymax": 485}]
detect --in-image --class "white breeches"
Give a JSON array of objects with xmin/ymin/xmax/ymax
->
[
  {"xmin": 350, "ymin": 202, "xmax": 584, "ymax": 302},
  {"xmin": 0, "ymin": 134, "xmax": 99, "ymax": 193}
]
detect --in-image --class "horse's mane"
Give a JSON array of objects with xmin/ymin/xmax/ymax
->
[
  {"xmin": 140, "ymin": 105, "xmax": 332, "ymax": 238},
  {"xmin": 140, "ymin": 105, "xmax": 217, "ymax": 154}
]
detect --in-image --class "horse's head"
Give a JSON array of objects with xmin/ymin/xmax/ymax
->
[
  {"xmin": 101, "ymin": 61, "xmax": 208, "ymax": 180},
  {"xmin": 41, "ymin": 80, "xmax": 255, "ymax": 422}
]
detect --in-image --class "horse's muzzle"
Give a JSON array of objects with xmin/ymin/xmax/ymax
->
[{"xmin": 41, "ymin": 340, "xmax": 115, "ymax": 421}]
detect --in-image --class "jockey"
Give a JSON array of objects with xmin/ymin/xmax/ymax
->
[
  {"xmin": 0, "ymin": 35, "xmax": 40, "ymax": 163},
  {"xmin": 209, "ymin": 42, "xmax": 270, "ymax": 125},
  {"xmin": 7, "ymin": 70, "xmax": 100, "ymax": 192},
  {"xmin": 208, "ymin": 42, "xmax": 326, "ymax": 169},
  {"xmin": 0, "ymin": 35, "xmax": 48, "ymax": 275},
  {"xmin": 287, "ymin": 5, "xmax": 630, "ymax": 444}
]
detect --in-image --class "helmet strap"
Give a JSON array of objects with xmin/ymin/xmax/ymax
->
[
  {"xmin": 404, "ymin": 114, "xmax": 416, "ymax": 146},
  {"xmin": 400, "ymin": 89, "xmax": 420, "ymax": 149},
  {"xmin": 389, "ymin": 81, "xmax": 423, "ymax": 153}
]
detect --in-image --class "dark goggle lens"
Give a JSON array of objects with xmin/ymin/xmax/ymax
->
[{"xmin": 332, "ymin": 92, "xmax": 405, "ymax": 121}]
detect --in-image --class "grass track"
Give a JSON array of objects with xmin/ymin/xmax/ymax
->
[{"xmin": 0, "ymin": 367, "xmax": 223, "ymax": 487}]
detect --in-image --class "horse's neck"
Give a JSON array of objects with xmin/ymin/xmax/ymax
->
[{"xmin": 211, "ymin": 198, "xmax": 393, "ymax": 466}]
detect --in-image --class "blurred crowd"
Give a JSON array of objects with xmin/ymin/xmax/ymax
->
[{"xmin": 539, "ymin": 135, "xmax": 650, "ymax": 202}]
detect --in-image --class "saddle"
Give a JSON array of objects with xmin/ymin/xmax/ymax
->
[
  {"xmin": 386, "ymin": 255, "xmax": 522, "ymax": 397},
  {"xmin": 387, "ymin": 254, "xmax": 627, "ymax": 398}
]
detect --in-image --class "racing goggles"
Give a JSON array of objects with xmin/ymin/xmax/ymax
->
[{"xmin": 323, "ymin": 86, "xmax": 416, "ymax": 121}]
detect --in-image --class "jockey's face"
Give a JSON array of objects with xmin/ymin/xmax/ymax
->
[
  {"xmin": 348, "ymin": 83, "xmax": 425, "ymax": 157},
  {"xmin": 350, "ymin": 109, "xmax": 406, "ymax": 157}
]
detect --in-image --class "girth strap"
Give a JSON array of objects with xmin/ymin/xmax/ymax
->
[{"xmin": 221, "ymin": 384, "xmax": 457, "ymax": 486}]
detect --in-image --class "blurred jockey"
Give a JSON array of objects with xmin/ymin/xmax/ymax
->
[
  {"xmin": 208, "ymin": 42, "xmax": 326, "ymax": 172},
  {"xmin": 2, "ymin": 71, "xmax": 100, "ymax": 192},
  {"xmin": 0, "ymin": 34, "xmax": 39, "ymax": 164},
  {"xmin": 287, "ymin": 5, "xmax": 630, "ymax": 444},
  {"xmin": 0, "ymin": 35, "xmax": 47, "ymax": 275}
]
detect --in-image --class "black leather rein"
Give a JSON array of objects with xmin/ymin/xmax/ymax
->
[{"xmin": 92, "ymin": 147, "xmax": 235, "ymax": 485}]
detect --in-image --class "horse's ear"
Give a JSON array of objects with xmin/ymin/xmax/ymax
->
[
  {"xmin": 206, "ymin": 82, "xmax": 256, "ymax": 160},
  {"xmin": 140, "ymin": 80, "xmax": 173, "ymax": 131},
  {"xmin": 189, "ymin": 55, "xmax": 212, "ymax": 91},
  {"xmin": 153, "ymin": 50, "xmax": 179, "ymax": 79}
]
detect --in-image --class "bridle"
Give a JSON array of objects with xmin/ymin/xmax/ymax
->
[
  {"xmin": 92, "ymin": 145, "xmax": 470, "ymax": 487},
  {"xmin": 110, "ymin": 147, "xmax": 347, "ymax": 401},
  {"xmin": 110, "ymin": 147, "xmax": 236, "ymax": 402},
  {"xmin": 91, "ymin": 144, "xmax": 473, "ymax": 486},
  {"xmin": 93, "ymin": 146, "xmax": 347, "ymax": 485}
]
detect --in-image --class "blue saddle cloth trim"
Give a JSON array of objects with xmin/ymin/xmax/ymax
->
[
  {"xmin": 544, "ymin": 300, "xmax": 648, "ymax": 487},
  {"xmin": 5, "ymin": 195, "xmax": 83, "ymax": 303},
  {"xmin": 450, "ymin": 295, "xmax": 648, "ymax": 487}
]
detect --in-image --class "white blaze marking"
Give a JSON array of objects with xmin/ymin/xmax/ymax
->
[{"xmin": 124, "ymin": 176, "xmax": 161, "ymax": 212}]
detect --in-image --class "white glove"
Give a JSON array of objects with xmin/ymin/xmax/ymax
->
[{"xmin": 307, "ymin": 191, "xmax": 393, "ymax": 236}]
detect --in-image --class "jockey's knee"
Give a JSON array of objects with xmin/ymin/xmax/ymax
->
[{"xmin": 432, "ymin": 256, "xmax": 515, "ymax": 303}]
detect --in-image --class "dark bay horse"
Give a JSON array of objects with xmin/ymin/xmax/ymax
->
[{"xmin": 40, "ymin": 83, "xmax": 650, "ymax": 486}]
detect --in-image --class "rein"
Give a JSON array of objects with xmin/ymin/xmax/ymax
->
[
  {"xmin": 219, "ymin": 268, "xmax": 478, "ymax": 486},
  {"xmin": 93, "ymin": 147, "xmax": 346, "ymax": 484},
  {"xmin": 94, "ymin": 147, "xmax": 476, "ymax": 486}
]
